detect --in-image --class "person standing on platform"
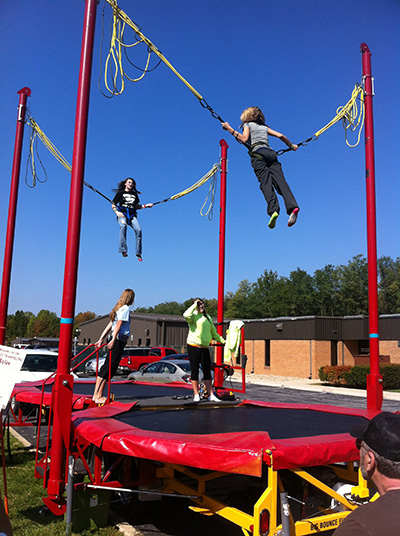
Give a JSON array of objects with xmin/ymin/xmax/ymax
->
[
  {"xmin": 183, "ymin": 298, "xmax": 225, "ymax": 403},
  {"xmin": 92, "ymin": 289, "xmax": 135, "ymax": 404}
]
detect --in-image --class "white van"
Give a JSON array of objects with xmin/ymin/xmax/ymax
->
[{"xmin": 18, "ymin": 349, "xmax": 78, "ymax": 383}]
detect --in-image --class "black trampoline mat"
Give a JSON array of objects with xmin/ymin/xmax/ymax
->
[
  {"xmin": 42, "ymin": 381, "xmax": 191, "ymax": 399},
  {"xmin": 114, "ymin": 405, "xmax": 366, "ymax": 440}
]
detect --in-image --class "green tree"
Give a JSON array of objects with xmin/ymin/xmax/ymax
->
[
  {"xmin": 6, "ymin": 310, "xmax": 34, "ymax": 342},
  {"xmin": 134, "ymin": 305, "xmax": 155, "ymax": 314},
  {"xmin": 253, "ymin": 270, "xmax": 293, "ymax": 318},
  {"xmin": 378, "ymin": 256, "xmax": 400, "ymax": 314},
  {"xmin": 338, "ymin": 255, "xmax": 368, "ymax": 315},
  {"xmin": 152, "ymin": 301, "xmax": 186, "ymax": 315},
  {"xmin": 27, "ymin": 310, "xmax": 60, "ymax": 338},
  {"xmin": 203, "ymin": 298, "xmax": 218, "ymax": 318},
  {"xmin": 313, "ymin": 264, "xmax": 341, "ymax": 316},
  {"xmin": 224, "ymin": 280, "xmax": 260, "ymax": 319},
  {"xmin": 253, "ymin": 270, "xmax": 279, "ymax": 318},
  {"xmin": 288, "ymin": 268, "xmax": 316, "ymax": 316}
]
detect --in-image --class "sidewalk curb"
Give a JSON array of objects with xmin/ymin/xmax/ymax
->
[{"xmin": 231, "ymin": 375, "xmax": 400, "ymax": 401}]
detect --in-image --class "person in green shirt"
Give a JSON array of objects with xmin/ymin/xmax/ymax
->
[{"xmin": 183, "ymin": 298, "xmax": 225, "ymax": 403}]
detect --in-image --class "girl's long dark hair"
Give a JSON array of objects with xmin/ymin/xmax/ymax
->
[{"xmin": 113, "ymin": 177, "xmax": 142, "ymax": 194}]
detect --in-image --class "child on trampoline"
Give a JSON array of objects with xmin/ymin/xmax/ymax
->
[
  {"xmin": 92, "ymin": 288, "xmax": 135, "ymax": 404},
  {"xmin": 222, "ymin": 107, "xmax": 300, "ymax": 229},
  {"xmin": 112, "ymin": 177, "xmax": 153, "ymax": 261}
]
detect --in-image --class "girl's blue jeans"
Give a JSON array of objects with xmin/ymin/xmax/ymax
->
[{"xmin": 118, "ymin": 216, "xmax": 142, "ymax": 256}]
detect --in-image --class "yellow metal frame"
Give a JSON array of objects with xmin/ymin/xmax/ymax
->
[{"xmin": 156, "ymin": 457, "xmax": 371, "ymax": 536}]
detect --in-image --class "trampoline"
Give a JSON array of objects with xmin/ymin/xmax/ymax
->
[
  {"xmin": 10, "ymin": 378, "xmax": 380, "ymax": 534},
  {"xmin": 10, "ymin": 378, "xmax": 193, "ymax": 412},
  {"xmin": 67, "ymin": 399, "xmax": 379, "ymax": 535},
  {"xmin": 71, "ymin": 400, "xmax": 377, "ymax": 476}
]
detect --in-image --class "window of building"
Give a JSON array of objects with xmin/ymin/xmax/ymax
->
[
  {"xmin": 330, "ymin": 341, "xmax": 338, "ymax": 366},
  {"xmin": 137, "ymin": 338, "xmax": 142, "ymax": 346},
  {"xmin": 358, "ymin": 340, "xmax": 370, "ymax": 355},
  {"xmin": 264, "ymin": 340, "xmax": 270, "ymax": 367},
  {"xmin": 146, "ymin": 338, "xmax": 151, "ymax": 347}
]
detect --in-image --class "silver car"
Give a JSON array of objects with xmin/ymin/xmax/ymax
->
[
  {"xmin": 127, "ymin": 359, "xmax": 205, "ymax": 384},
  {"xmin": 85, "ymin": 356, "xmax": 106, "ymax": 375}
]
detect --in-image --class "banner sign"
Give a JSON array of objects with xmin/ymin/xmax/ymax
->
[{"xmin": 0, "ymin": 345, "xmax": 26, "ymax": 410}]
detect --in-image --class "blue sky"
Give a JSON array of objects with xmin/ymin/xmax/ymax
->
[{"xmin": 0, "ymin": 0, "xmax": 399, "ymax": 316}]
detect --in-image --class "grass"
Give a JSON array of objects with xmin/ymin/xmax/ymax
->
[{"xmin": 2, "ymin": 433, "xmax": 121, "ymax": 536}]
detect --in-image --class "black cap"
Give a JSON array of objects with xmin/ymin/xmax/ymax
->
[{"xmin": 350, "ymin": 412, "xmax": 400, "ymax": 462}]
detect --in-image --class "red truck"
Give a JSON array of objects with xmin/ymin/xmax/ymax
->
[{"xmin": 118, "ymin": 346, "xmax": 178, "ymax": 373}]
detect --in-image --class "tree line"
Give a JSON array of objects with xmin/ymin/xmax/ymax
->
[
  {"xmin": 136, "ymin": 255, "xmax": 400, "ymax": 319},
  {"xmin": 6, "ymin": 310, "xmax": 96, "ymax": 343},
  {"xmin": 6, "ymin": 255, "xmax": 400, "ymax": 341}
]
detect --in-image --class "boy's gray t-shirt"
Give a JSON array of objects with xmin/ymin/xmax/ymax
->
[{"xmin": 245, "ymin": 122, "xmax": 270, "ymax": 148}]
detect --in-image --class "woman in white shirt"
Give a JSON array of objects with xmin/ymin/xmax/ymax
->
[{"xmin": 92, "ymin": 288, "xmax": 135, "ymax": 404}]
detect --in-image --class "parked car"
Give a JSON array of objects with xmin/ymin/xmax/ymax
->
[
  {"xmin": 85, "ymin": 356, "xmax": 107, "ymax": 375},
  {"xmin": 161, "ymin": 353, "xmax": 189, "ymax": 361},
  {"xmin": 127, "ymin": 359, "xmax": 210, "ymax": 384},
  {"xmin": 18, "ymin": 349, "xmax": 78, "ymax": 383},
  {"xmin": 118, "ymin": 346, "xmax": 178, "ymax": 373}
]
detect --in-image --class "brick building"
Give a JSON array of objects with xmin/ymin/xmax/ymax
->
[
  {"xmin": 77, "ymin": 313, "xmax": 400, "ymax": 380},
  {"xmin": 243, "ymin": 315, "xmax": 400, "ymax": 379}
]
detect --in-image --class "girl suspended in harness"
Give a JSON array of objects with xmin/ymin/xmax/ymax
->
[
  {"xmin": 222, "ymin": 107, "xmax": 299, "ymax": 229},
  {"xmin": 112, "ymin": 178, "xmax": 153, "ymax": 260}
]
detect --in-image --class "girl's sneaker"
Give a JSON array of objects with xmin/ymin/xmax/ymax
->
[
  {"xmin": 268, "ymin": 212, "xmax": 279, "ymax": 229},
  {"xmin": 193, "ymin": 394, "xmax": 200, "ymax": 402},
  {"xmin": 288, "ymin": 208, "xmax": 299, "ymax": 227},
  {"xmin": 209, "ymin": 393, "xmax": 221, "ymax": 403}
]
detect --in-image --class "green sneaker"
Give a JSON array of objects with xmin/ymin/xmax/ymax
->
[{"xmin": 268, "ymin": 212, "xmax": 279, "ymax": 229}]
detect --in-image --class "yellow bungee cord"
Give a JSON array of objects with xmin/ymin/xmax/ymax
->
[
  {"xmin": 101, "ymin": 0, "xmax": 365, "ymax": 154},
  {"xmin": 102, "ymin": 14, "xmax": 153, "ymax": 95},
  {"xmin": 102, "ymin": 0, "xmax": 206, "ymax": 103},
  {"xmin": 277, "ymin": 84, "xmax": 365, "ymax": 155},
  {"xmin": 314, "ymin": 84, "xmax": 364, "ymax": 147}
]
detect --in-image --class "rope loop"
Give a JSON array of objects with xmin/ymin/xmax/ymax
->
[
  {"xmin": 200, "ymin": 165, "xmax": 218, "ymax": 220},
  {"xmin": 101, "ymin": 0, "xmax": 226, "ymax": 123},
  {"xmin": 99, "ymin": 0, "xmax": 162, "ymax": 97},
  {"xmin": 24, "ymin": 122, "xmax": 48, "ymax": 188}
]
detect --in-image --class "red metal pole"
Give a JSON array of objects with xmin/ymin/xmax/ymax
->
[
  {"xmin": 44, "ymin": 0, "xmax": 98, "ymax": 514},
  {"xmin": 215, "ymin": 139, "xmax": 228, "ymax": 388},
  {"xmin": 361, "ymin": 43, "xmax": 382, "ymax": 411},
  {"xmin": 0, "ymin": 87, "xmax": 31, "ymax": 345}
]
